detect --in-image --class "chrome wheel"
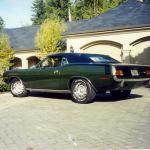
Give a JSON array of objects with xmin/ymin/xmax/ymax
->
[
  {"xmin": 71, "ymin": 79, "xmax": 96, "ymax": 104},
  {"xmin": 72, "ymin": 81, "xmax": 88, "ymax": 101},
  {"xmin": 11, "ymin": 80, "xmax": 25, "ymax": 95}
]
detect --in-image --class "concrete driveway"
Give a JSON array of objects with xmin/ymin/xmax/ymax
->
[{"xmin": 0, "ymin": 87, "xmax": 150, "ymax": 150}]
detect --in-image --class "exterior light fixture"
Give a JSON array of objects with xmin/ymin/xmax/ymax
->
[{"xmin": 70, "ymin": 46, "xmax": 74, "ymax": 53}]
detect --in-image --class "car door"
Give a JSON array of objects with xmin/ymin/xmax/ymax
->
[{"xmin": 26, "ymin": 56, "xmax": 62, "ymax": 90}]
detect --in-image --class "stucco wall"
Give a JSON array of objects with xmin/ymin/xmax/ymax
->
[
  {"xmin": 66, "ymin": 28, "xmax": 150, "ymax": 63},
  {"xmin": 82, "ymin": 44, "xmax": 122, "ymax": 61},
  {"xmin": 15, "ymin": 51, "xmax": 38, "ymax": 69},
  {"xmin": 131, "ymin": 41, "xmax": 150, "ymax": 57}
]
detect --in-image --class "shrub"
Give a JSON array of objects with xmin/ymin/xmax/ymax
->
[
  {"xmin": 0, "ymin": 81, "xmax": 10, "ymax": 92},
  {"xmin": 0, "ymin": 34, "xmax": 14, "ymax": 84}
]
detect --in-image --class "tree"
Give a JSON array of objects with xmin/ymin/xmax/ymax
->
[
  {"xmin": 72, "ymin": 0, "xmax": 126, "ymax": 20},
  {"xmin": 45, "ymin": 0, "xmax": 71, "ymax": 21},
  {"xmin": 0, "ymin": 34, "xmax": 14, "ymax": 78},
  {"xmin": 0, "ymin": 17, "xmax": 4, "ymax": 31},
  {"xmin": 71, "ymin": 0, "xmax": 85, "ymax": 20},
  {"xmin": 31, "ymin": 0, "xmax": 46, "ymax": 25},
  {"xmin": 35, "ymin": 18, "xmax": 66, "ymax": 59}
]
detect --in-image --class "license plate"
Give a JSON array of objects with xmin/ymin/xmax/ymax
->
[{"xmin": 131, "ymin": 70, "xmax": 139, "ymax": 76}]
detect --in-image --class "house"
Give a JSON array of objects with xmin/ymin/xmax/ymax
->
[
  {"xmin": 64, "ymin": 0, "xmax": 150, "ymax": 64},
  {"xmin": 4, "ymin": 25, "xmax": 40, "ymax": 69},
  {"xmin": 2, "ymin": 0, "xmax": 150, "ymax": 69}
]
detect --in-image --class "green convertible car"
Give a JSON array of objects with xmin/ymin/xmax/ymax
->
[{"xmin": 3, "ymin": 53, "xmax": 150, "ymax": 104}]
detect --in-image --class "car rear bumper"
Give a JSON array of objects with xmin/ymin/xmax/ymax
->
[{"xmin": 112, "ymin": 77, "xmax": 150, "ymax": 90}]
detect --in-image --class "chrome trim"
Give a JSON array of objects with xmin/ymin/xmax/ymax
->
[
  {"xmin": 26, "ymin": 88, "xmax": 71, "ymax": 93},
  {"xmin": 72, "ymin": 80, "xmax": 88, "ymax": 101},
  {"xmin": 113, "ymin": 76, "xmax": 150, "ymax": 82}
]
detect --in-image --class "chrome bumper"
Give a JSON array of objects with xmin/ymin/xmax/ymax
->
[
  {"xmin": 114, "ymin": 76, "xmax": 150, "ymax": 82},
  {"xmin": 113, "ymin": 76, "xmax": 150, "ymax": 89}
]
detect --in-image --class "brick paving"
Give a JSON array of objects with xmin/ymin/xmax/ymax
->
[{"xmin": 0, "ymin": 87, "xmax": 150, "ymax": 150}]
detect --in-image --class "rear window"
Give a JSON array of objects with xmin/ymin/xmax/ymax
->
[
  {"xmin": 66, "ymin": 54, "xmax": 119, "ymax": 64},
  {"xmin": 88, "ymin": 55, "xmax": 119, "ymax": 63}
]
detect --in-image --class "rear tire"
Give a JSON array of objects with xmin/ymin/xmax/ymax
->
[
  {"xmin": 110, "ymin": 90, "xmax": 131, "ymax": 99},
  {"xmin": 10, "ymin": 78, "xmax": 28, "ymax": 97},
  {"xmin": 71, "ymin": 79, "xmax": 96, "ymax": 104}
]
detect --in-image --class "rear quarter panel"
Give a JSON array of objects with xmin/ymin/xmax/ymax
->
[{"xmin": 60, "ymin": 64, "xmax": 114, "ymax": 91}]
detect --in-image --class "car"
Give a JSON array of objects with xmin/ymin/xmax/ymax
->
[
  {"xmin": 145, "ymin": 80, "xmax": 150, "ymax": 88},
  {"xmin": 3, "ymin": 53, "xmax": 150, "ymax": 104}
]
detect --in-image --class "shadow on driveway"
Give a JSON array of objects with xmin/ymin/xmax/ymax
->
[
  {"xmin": 29, "ymin": 91, "xmax": 143, "ymax": 103},
  {"xmin": 95, "ymin": 93, "xmax": 143, "ymax": 102}
]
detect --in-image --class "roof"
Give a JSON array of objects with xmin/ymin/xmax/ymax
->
[
  {"xmin": 48, "ymin": 52, "xmax": 113, "ymax": 58},
  {"xmin": 3, "ymin": 25, "xmax": 39, "ymax": 51},
  {"xmin": 64, "ymin": 0, "xmax": 150, "ymax": 35},
  {"xmin": 1, "ymin": 0, "xmax": 150, "ymax": 51}
]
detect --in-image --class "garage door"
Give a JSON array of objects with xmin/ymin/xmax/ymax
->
[{"xmin": 81, "ymin": 44, "xmax": 122, "ymax": 62}]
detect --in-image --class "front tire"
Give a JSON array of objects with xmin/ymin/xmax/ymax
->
[
  {"xmin": 71, "ymin": 79, "xmax": 96, "ymax": 104},
  {"xmin": 110, "ymin": 90, "xmax": 131, "ymax": 99},
  {"xmin": 10, "ymin": 78, "xmax": 28, "ymax": 97}
]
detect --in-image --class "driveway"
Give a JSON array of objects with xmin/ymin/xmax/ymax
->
[{"xmin": 0, "ymin": 87, "xmax": 150, "ymax": 150}]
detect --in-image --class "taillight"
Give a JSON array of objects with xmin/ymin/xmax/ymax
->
[
  {"xmin": 144, "ymin": 70, "xmax": 150, "ymax": 76},
  {"xmin": 115, "ymin": 69, "xmax": 124, "ymax": 77}
]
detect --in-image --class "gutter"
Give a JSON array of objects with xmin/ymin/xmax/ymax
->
[
  {"xmin": 14, "ymin": 48, "xmax": 40, "ymax": 53},
  {"xmin": 63, "ymin": 25, "xmax": 150, "ymax": 38}
]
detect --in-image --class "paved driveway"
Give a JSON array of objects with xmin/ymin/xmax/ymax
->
[{"xmin": 0, "ymin": 87, "xmax": 150, "ymax": 150}]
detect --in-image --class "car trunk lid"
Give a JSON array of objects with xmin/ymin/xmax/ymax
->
[{"xmin": 111, "ymin": 63, "xmax": 150, "ymax": 79}]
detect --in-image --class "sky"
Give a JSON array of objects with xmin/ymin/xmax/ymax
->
[{"xmin": 0, "ymin": 0, "xmax": 33, "ymax": 28}]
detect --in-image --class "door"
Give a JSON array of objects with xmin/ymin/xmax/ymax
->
[{"xmin": 26, "ymin": 56, "xmax": 63, "ymax": 90}]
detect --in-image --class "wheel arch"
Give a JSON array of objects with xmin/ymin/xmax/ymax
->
[
  {"xmin": 68, "ymin": 76, "xmax": 97, "ymax": 92},
  {"xmin": 8, "ymin": 76, "xmax": 22, "ymax": 84}
]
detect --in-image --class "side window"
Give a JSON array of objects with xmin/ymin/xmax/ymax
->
[
  {"xmin": 40, "ymin": 56, "xmax": 65, "ymax": 68},
  {"xmin": 61, "ymin": 57, "xmax": 69, "ymax": 66},
  {"xmin": 52, "ymin": 57, "xmax": 62, "ymax": 67},
  {"xmin": 40, "ymin": 57, "xmax": 53, "ymax": 67}
]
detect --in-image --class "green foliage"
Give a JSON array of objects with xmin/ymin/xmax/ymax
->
[
  {"xmin": 72, "ymin": 0, "xmax": 126, "ymax": 20},
  {"xmin": 35, "ymin": 18, "xmax": 66, "ymax": 59},
  {"xmin": 0, "ymin": 16, "xmax": 4, "ymax": 31},
  {"xmin": 0, "ymin": 34, "xmax": 14, "ymax": 77},
  {"xmin": 31, "ymin": 0, "xmax": 71, "ymax": 24},
  {"xmin": 31, "ymin": 0, "xmax": 127, "ymax": 23},
  {"xmin": 45, "ymin": 0, "xmax": 71, "ymax": 21},
  {"xmin": 31, "ymin": 0, "xmax": 46, "ymax": 25},
  {"xmin": 0, "ymin": 81, "xmax": 10, "ymax": 92}
]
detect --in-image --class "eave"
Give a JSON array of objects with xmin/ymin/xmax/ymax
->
[
  {"xmin": 63, "ymin": 25, "xmax": 150, "ymax": 38},
  {"xmin": 14, "ymin": 48, "xmax": 40, "ymax": 53}
]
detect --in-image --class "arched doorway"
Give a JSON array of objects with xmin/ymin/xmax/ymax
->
[
  {"xmin": 130, "ymin": 36, "xmax": 150, "ymax": 65},
  {"xmin": 27, "ymin": 56, "xmax": 40, "ymax": 68},
  {"xmin": 12, "ymin": 57, "xmax": 22, "ymax": 69},
  {"xmin": 80, "ymin": 40, "xmax": 123, "ymax": 61}
]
